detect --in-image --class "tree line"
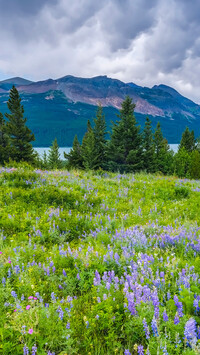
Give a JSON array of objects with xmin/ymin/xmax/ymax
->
[{"xmin": 0, "ymin": 86, "xmax": 200, "ymax": 179}]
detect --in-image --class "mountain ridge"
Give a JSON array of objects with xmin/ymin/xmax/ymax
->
[{"xmin": 0, "ymin": 75, "xmax": 200, "ymax": 146}]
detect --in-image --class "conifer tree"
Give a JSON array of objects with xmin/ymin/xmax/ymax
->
[
  {"xmin": 143, "ymin": 117, "xmax": 155, "ymax": 172},
  {"xmin": 154, "ymin": 122, "xmax": 173, "ymax": 174},
  {"xmin": 5, "ymin": 86, "xmax": 35, "ymax": 162},
  {"xmin": 48, "ymin": 138, "xmax": 62, "ymax": 169},
  {"xmin": 0, "ymin": 112, "xmax": 9, "ymax": 165},
  {"xmin": 93, "ymin": 104, "xmax": 107, "ymax": 169},
  {"xmin": 42, "ymin": 150, "xmax": 48, "ymax": 169},
  {"xmin": 81, "ymin": 120, "xmax": 97, "ymax": 170},
  {"xmin": 64, "ymin": 135, "xmax": 83, "ymax": 169},
  {"xmin": 174, "ymin": 147, "xmax": 191, "ymax": 178},
  {"xmin": 179, "ymin": 127, "xmax": 196, "ymax": 152},
  {"xmin": 107, "ymin": 96, "xmax": 142, "ymax": 172}
]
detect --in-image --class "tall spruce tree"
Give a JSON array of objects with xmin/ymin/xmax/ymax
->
[
  {"xmin": 179, "ymin": 127, "xmax": 196, "ymax": 152},
  {"xmin": 5, "ymin": 86, "xmax": 35, "ymax": 163},
  {"xmin": 143, "ymin": 117, "xmax": 155, "ymax": 172},
  {"xmin": 107, "ymin": 96, "xmax": 142, "ymax": 172},
  {"xmin": 93, "ymin": 104, "xmax": 107, "ymax": 169},
  {"xmin": 0, "ymin": 112, "xmax": 9, "ymax": 165},
  {"xmin": 64, "ymin": 135, "xmax": 83, "ymax": 169},
  {"xmin": 81, "ymin": 120, "xmax": 97, "ymax": 170},
  {"xmin": 48, "ymin": 138, "xmax": 62, "ymax": 169},
  {"xmin": 154, "ymin": 122, "xmax": 173, "ymax": 174}
]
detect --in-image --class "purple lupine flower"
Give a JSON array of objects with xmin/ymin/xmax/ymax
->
[
  {"xmin": 174, "ymin": 315, "xmax": 180, "ymax": 325},
  {"xmin": 184, "ymin": 318, "xmax": 197, "ymax": 345},
  {"xmin": 194, "ymin": 299, "xmax": 199, "ymax": 314},
  {"xmin": 138, "ymin": 345, "xmax": 144, "ymax": 355},
  {"xmin": 93, "ymin": 270, "xmax": 101, "ymax": 286},
  {"xmin": 143, "ymin": 318, "xmax": 150, "ymax": 339},
  {"xmin": 63, "ymin": 269, "xmax": 67, "ymax": 277},
  {"xmin": 162, "ymin": 344, "xmax": 168, "ymax": 354},
  {"xmin": 151, "ymin": 316, "xmax": 158, "ymax": 337},
  {"xmin": 23, "ymin": 345, "xmax": 29, "ymax": 355},
  {"xmin": 31, "ymin": 344, "xmax": 37, "ymax": 355},
  {"xmin": 11, "ymin": 290, "xmax": 17, "ymax": 298},
  {"xmin": 163, "ymin": 310, "xmax": 168, "ymax": 322},
  {"xmin": 124, "ymin": 350, "xmax": 131, "ymax": 355},
  {"xmin": 174, "ymin": 295, "xmax": 183, "ymax": 317}
]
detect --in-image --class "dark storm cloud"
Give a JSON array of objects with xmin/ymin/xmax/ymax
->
[
  {"xmin": 0, "ymin": 0, "xmax": 57, "ymax": 16},
  {"xmin": 0, "ymin": 0, "xmax": 200, "ymax": 102}
]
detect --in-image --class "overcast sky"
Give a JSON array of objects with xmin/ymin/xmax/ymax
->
[{"xmin": 0, "ymin": 0, "xmax": 200, "ymax": 102}]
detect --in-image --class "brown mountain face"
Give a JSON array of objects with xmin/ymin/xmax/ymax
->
[
  {"xmin": 16, "ymin": 75, "xmax": 164, "ymax": 117},
  {"xmin": 1, "ymin": 74, "xmax": 200, "ymax": 119}
]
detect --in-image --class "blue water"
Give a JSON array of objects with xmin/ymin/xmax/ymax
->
[
  {"xmin": 34, "ymin": 147, "xmax": 71, "ymax": 159},
  {"xmin": 34, "ymin": 144, "xmax": 179, "ymax": 159}
]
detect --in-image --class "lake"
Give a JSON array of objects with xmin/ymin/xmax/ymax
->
[{"xmin": 34, "ymin": 144, "xmax": 179, "ymax": 159}]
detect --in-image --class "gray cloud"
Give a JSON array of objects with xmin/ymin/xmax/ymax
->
[{"xmin": 0, "ymin": 0, "xmax": 200, "ymax": 102}]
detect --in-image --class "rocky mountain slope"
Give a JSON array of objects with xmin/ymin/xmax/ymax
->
[{"xmin": 0, "ymin": 75, "xmax": 199, "ymax": 146}]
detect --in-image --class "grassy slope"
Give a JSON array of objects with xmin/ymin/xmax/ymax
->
[{"xmin": 0, "ymin": 168, "xmax": 200, "ymax": 354}]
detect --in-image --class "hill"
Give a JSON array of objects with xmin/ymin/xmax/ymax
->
[{"xmin": 0, "ymin": 75, "xmax": 200, "ymax": 146}]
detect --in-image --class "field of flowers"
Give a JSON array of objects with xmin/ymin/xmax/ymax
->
[{"xmin": 1, "ymin": 167, "xmax": 200, "ymax": 354}]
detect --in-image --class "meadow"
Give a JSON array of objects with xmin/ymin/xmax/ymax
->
[{"xmin": 0, "ymin": 166, "xmax": 200, "ymax": 354}]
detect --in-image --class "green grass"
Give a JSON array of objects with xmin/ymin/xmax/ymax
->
[{"xmin": 0, "ymin": 167, "xmax": 200, "ymax": 354}]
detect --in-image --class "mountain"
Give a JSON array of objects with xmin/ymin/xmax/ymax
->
[{"xmin": 0, "ymin": 75, "xmax": 200, "ymax": 146}]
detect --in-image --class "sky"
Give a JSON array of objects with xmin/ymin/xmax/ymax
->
[{"xmin": 0, "ymin": 0, "xmax": 200, "ymax": 103}]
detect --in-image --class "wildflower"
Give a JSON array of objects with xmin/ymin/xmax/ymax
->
[
  {"xmin": 31, "ymin": 344, "xmax": 37, "ymax": 355},
  {"xmin": 184, "ymin": 318, "xmax": 197, "ymax": 346},
  {"xmin": 124, "ymin": 350, "xmax": 131, "ymax": 355},
  {"xmin": 23, "ymin": 345, "xmax": 29, "ymax": 355},
  {"xmin": 96, "ymin": 314, "xmax": 99, "ymax": 320},
  {"xmin": 28, "ymin": 296, "xmax": 33, "ymax": 300},
  {"xmin": 11, "ymin": 290, "xmax": 17, "ymax": 298},
  {"xmin": 66, "ymin": 322, "xmax": 70, "ymax": 329},
  {"xmin": 28, "ymin": 328, "xmax": 33, "ymax": 334},
  {"xmin": 162, "ymin": 344, "xmax": 168, "ymax": 354},
  {"xmin": 151, "ymin": 316, "xmax": 159, "ymax": 337},
  {"xmin": 63, "ymin": 269, "xmax": 67, "ymax": 277},
  {"xmin": 174, "ymin": 315, "xmax": 180, "ymax": 325},
  {"xmin": 26, "ymin": 305, "xmax": 31, "ymax": 310},
  {"xmin": 143, "ymin": 318, "xmax": 150, "ymax": 339},
  {"xmin": 138, "ymin": 345, "xmax": 144, "ymax": 355},
  {"xmin": 163, "ymin": 310, "xmax": 168, "ymax": 322}
]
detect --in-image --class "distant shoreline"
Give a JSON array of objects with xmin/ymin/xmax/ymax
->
[{"xmin": 34, "ymin": 144, "xmax": 179, "ymax": 159}]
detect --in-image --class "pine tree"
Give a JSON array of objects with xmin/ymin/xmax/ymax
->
[
  {"xmin": 42, "ymin": 150, "xmax": 48, "ymax": 169},
  {"xmin": 0, "ymin": 112, "xmax": 9, "ymax": 165},
  {"xmin": 143, "ymin": 117, "xmax": 155, "ymax": 172},
  {"xmin": 5, "ymin": 86, "xmax": 35, "ymax": 162},
  {"xmin": 81, "ymin": 120, "xmax": 97, "ymax": 170},
  {"xmin": 107, "ymin": 96, "xmax": 142, "ymax": 172},
  {"xmin": 64, "ymin": 135, "xmax": 83, "ymax": 169},
  {"xmin": 154, "ymin": 122, "xmax": 173, "ymax": 174},
  {"xmin": 179, "ymin": 127, "xmax": 196, "ymax": 152},
  {"xmin": 189, "ymin": 150, "xmax": 200, "ymax": 179},
  {"xmin": 93, "ymin": 104, "xmax": 107, "ymax": 169},
  {"xmin": 48, "ymin": 138, "xmax": 62, "ymax": 169},
  {"xmin": 174, "ymin": 147, "xmax": 191, "ymax": 178}
]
